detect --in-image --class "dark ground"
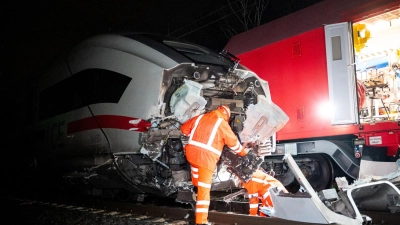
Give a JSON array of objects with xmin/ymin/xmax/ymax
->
[{"xmin": 1, "ymin": 195, "xmax": 187, "ymax": 225}]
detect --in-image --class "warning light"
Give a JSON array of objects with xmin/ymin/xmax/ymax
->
[{"xmin": 353, "ymin": 23, "xmax": 371, "ymax": 53}]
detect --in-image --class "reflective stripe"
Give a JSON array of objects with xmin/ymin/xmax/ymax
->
[
  {"xmin": 231, "ymin": 140, "xmax": 241, "ymax": 151},
  {"xmin": 249, "ymin": 203, "xmax": 259, "ymax": 208},
  {"xmin": 198, "ymin": 181, "xmax": 212, "ymax": 189},
  {"xmin": 220, "ymin": 105, "xmax": 230, "ymax": 117},
  {"xmin": 188, "ymin": 140, "xmax": 221, "ymax": 156},
  {"xmin": 188, "ymin": 115, "xmax": 223, "ymax": 157},
  {"xmin": 248, "ymin": 193, "xmax": 258, "ymax": 198},
  {"xmin": 263, "ymin": 191, "xmax": 270, "ymax": 200},
  {"xmin": 263, "ymin": 202, "xmax": 273, "ymax": 208},
  {"xmin": 196, "ymin": 200, "xmax": 210, "ymax": 205},
  {"xmin": 252, "ymin": 178, "xmax": 266, "ymax": 184},
  {"xmin": 191, "ymin": 166, "xmax": 199, "ymax": 178},
  {"xmin": 234, "ymin": 146, "xmax": 243, "ymax": 153},
  {"xmin": 207, "ymin": 118, "xmax": 222, "ymax": 145},
  {"xmin": 189, "ymin": 115, "xmax": 204, "ymax": 142},
  {"xmin": 196, "ymin": 208, "xmax": 209, "ymax": 213}
]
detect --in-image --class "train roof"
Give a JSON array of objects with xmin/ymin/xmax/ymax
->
[
  {"xmin": 224, "ymin": 0, "xmax": 400, "ymax": 55},
  {"xmin": 74, "ymin": 32, "xmax": 247, "ymax": 71},
  {"xmin": 126, "ymin": 33, "xmax": 231, "ymax": 66}
]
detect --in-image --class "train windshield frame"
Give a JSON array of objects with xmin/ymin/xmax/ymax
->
[
  {"xmin": 163, "ymin": 40, "xmax": 228, "ymax": 66},
  {"xmin": 124, "ymin": 33, "xmax": 247, "ymax": 71}
]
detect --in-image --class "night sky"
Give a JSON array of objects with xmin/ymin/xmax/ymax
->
[{"xmin": 0, "ymin": 0, "xmax": 322, "ymax": 137}]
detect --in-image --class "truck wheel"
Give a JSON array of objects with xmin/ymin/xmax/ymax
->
[{"xmin": 296, "ymin": 154, "xmax": 334, "ymax": 191}]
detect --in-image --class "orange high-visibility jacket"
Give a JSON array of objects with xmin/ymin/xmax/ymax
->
[
  {"xmin": 242, "ymin": 169, "xmax": 288, "ymax": 215},
  {"xmin": 244, "ymin": 169, "xmax": 287, "ymax": 195},
  {"xmin": 242, "ymin": 169, "xmax": 285, "ymax": 215},
  {"xmin": 181, "ymin": 109, "xmax": 246, "ymax": 171}
]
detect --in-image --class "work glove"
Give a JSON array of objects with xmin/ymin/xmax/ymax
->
[{"xmin": 259, "ymin": 206, "xmax": 275, "ymax": 217}]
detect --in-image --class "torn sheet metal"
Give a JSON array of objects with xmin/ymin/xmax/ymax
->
[
  {"xmin": 169, "ymin": 79, "xmax": 206, "ymax": 123},
  {"xmin": 269, "ymin": 153, "xmax": 391, "ymax": 225},
  {"xmin": 239, "ymin": 95, "xmax": 288, "ymax": 144},
  {"xmin": 345, "ymin": 180, "xmax": 400, "ymax": 213},
  {"xmin": 223, "ymin": 189, "xmax": 247, "ymax": 203},
  {"xmin": 357, "ymin": 159, "xmax": 400, "ymax": 188}
]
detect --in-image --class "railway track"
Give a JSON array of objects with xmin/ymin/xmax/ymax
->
[{"xmin": 1, "ymin": 190, "xmax": 399, "ymax": 225}]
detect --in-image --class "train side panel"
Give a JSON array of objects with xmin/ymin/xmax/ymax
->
[
  {"xmin": 33, "ymin": 35, "xmax": 178, "ymax": 168},
  {"xmin": 236, "ymin": 28, "xmax": 333, "ymax": 140}
]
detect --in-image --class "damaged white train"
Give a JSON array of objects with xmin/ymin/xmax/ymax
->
[{"xmin": 25, "ymin": 33, "xmax": 287, "ymax": 198}]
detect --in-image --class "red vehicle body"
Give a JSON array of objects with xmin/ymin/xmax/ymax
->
[{"xmin": 225, "ymin": 0, "xmax": 400, "ymax": 190}]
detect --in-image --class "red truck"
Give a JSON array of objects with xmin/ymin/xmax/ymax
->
[{"xmin": 225, "ymin": 0, "xmax": 400, "ymax": 191}]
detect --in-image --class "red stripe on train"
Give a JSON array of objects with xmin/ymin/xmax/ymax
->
[{"xmin": 67, "ymin": 115, "xmax": 151, "ymax": 134}]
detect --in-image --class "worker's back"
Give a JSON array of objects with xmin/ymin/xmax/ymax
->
[{"xmin": 181, "ymin": 109, "xmax": 244, "ymax": 171}]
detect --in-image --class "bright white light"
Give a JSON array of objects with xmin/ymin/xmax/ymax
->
[
  {"xmin": 391, "ymin": 18, "xmax": 400, "ymax": 27},
  {"xmin": 368, "ymin": 21, "xmax": 391, "ymax": 32},
  {"xmin": 358, "ymin": 18, "xmax": 400, "ymax": 56},
  {"xmin": 317, "ymin": 102, "xmax": 334, "ymax": 119},
  {"xmin": 359, "ymin": 29, "xmax": 367, "ymax": 38}
]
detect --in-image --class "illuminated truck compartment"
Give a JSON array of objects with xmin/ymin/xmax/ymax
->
[{"xmin": 355, "ymin": 9, "xmax": 400, "ymax": 125}]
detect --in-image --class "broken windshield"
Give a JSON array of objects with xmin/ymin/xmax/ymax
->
[{"xmin": 163, "ymin": 40, "xmax": 230, "ymax": 67}]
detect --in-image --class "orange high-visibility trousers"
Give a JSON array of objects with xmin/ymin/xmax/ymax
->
[{"xmin": 191, "ymin": 165, "xmax": 214, "ymax": 224}]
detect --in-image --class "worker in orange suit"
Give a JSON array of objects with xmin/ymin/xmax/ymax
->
[
  {"xmin": 180, "ymin": 105, "xmax": 248, "ymax": 225},
  {"xmin": 241, "ymin": 168, "xmax": 288, "ymax": 217}
]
